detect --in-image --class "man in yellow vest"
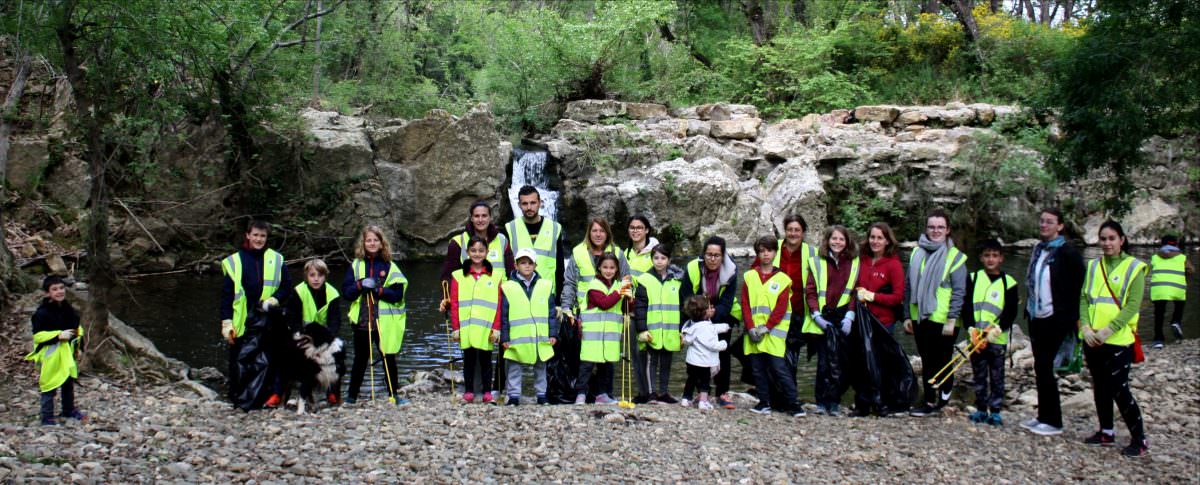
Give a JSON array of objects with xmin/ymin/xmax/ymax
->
[
  {"xmin": 503, "ymin": 186, "xmax": 567, "ymax": 297},
  {"xmin": 500, "ymin": 248, "xmax": 559, "ymax": 405},
  {"xmin": 1149, "ymin": 234, "xmax": 1192, "ymax": 348},
  {"xmin": 219, "ymin": 220, "xmax": 293, "ymax": 411},
  {"xmin": 961, "ymin": 239, "xmax": 1018, "ymax": 426}
]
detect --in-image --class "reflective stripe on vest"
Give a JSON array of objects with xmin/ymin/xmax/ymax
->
[
  {"xmin": 502, "ymin": 278, "xmax": 557, "ymax": 365},
  {"xmin": 907, "ymin": 247, "xmax": 965, "ymax": 324},
  {"xmin": 685, "ymin": 258, "xmax": 742, "ymax": 319},
  {"xmin": 803, "ymin": 257, "xmax": 860, "ymax": 336},
  {"xmin": 1084, "ymin": 257, "xmax": 1146, "ymax": 347},
  {"xmin": 571, "ymin": 242, "xmax": 624, "ymax": 307},
  {"xmin": 507, "ymin": 219, "xmax": 561, "ymax": 288},
  {"xmin": 221, "ymin": 249, "xmax": 283, "ymax": 338},
  {"xmin": 453, "ymin": 270, "xmax": 500, "ymax": 351},
  {"xmin": 626, "ymin": 247, "xmax": 654, "ymax": 279},
  {"xmin": 636, "ymin": 272, "xmax": 682, "ymax": 351},
  {"xmin": 743, "ymin": 270, "xmax": 792, "ymax": 357},
  {"xmin": 1149, "ymin": 254, "xmax": 1188, "ymax": 301},
  {"xmin": 970, "ymin": 270, "xmax": 1015, "ymax": 345},
  {"xmin": 580, "ymin": 279, "xmax": 624, "ymax": 363},
  {"xmin": 294, "ymin": 282, "xmax": 340, "ymax": 327},
  {"xmin": 347, "ymin": 259, "xmax": 409, "ymax": 354},
  {"xmin": 457, "ymin": 231, "xmax": 509, "ymax": 277}
]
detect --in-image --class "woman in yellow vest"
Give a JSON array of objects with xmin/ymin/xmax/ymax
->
[
  {"xmin": 633, "ymin": 244, "xmax": 684, "ymax": 404},
  {"xmin": 803, "ymin": 226, "xmax": 861, "ymax": 416},
  {"xmin": 341, "ymin": 225, "xmax": 408, "ymax": 405},
  {"xmin": 1079, "ymin": 220, "xmax": 1148, "ymax": 457},
  {"xmin": 27, "ymin": 276, "xmax": 86, "ymax": 426},
  {"xmin": 574, "ymin": 253, "xmax": 630, "ymax": 405},
  {"xmin": 560, "ymin": 218, "xmax": 629, "ymax": 323},
  {"xmin": 624, "ymin": 214, "xmax": 660, "ymax": 403},
  {"xmin": 286, "ymin": 258, "xmax": 344, "ymax": 405},
  {"xmin": 1149, "ymin": 234, "xmax": 1192, "ymax": 348},
  {"xmin": 740, "ymin": 236, "xmax": 796, "ymax": 416},
  {"xmin": 450, "ymin": 236, "xmax": 503, "ymax": 404},
  {"xmin": 439, "ymin": 201, "xmax": 514, "ymax": 289}
]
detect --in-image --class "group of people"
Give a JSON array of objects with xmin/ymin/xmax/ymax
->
[{"xmin": 25, "ymin": 185, "xmax": 1191, "ymax": 460}]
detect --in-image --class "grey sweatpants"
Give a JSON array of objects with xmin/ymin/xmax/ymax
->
[{"xmin": 505, "ymin": 359, "xmax": 548, "ymax": 398}]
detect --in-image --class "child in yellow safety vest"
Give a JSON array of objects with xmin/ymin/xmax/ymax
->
[
  {"xmin": 1149, "ymin": 234, "xmax": 1192, "ymax": 349},
  {"xmin": 632, "ymin": 244, "xmax": 684, "ymax": 404},
  {"xmin": 449, "ymin": 236, "xmax": 502, "ymax": 404},
  {"xmin": 574, "ymin": 253, "xmax": 630, "ymax": 405},
  {"xmin": 26, "ymin": 276, "xmax": 87, "ymax": 426},
  {"xmin": 961, "ymin": 239, "xmax": 1018, "ymax": 427},
  {"xmin": 500, "ymin": 248, "xmax": 559, "ymax": 406}
]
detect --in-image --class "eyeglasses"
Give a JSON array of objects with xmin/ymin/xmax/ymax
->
[
  {"xmin": 703, "ymin": 253, "xmax": 722, "ymax": 259},
  {"xmin": 629, "ymin": 226, "xmax": 646, "ymax": 231}
]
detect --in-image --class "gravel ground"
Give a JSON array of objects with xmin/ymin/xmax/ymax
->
[{"xmin": 0, "ymin": 337, "xmax": 1196, "ymax": 484}]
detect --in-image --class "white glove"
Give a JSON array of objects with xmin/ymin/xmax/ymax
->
[
  {"xmin": 840, "ymin": 318, "xmax": 852, "ymax": 336},
  {"xmin": 941, "ymin": 319, "xmax": 956, "ymax": 337},
  {"xmin": 813, "ymin": 313, "xmax": 831, "ymax": 330},
  {"xmin": 220, "ymin": 320, "xmax": 235, "ymax": 343},
  {"xmin": 857, "ymin": 288, "xmax": 875, "ymax": 302},
  {"xmin": 261, "ymin": 297, "xmax": 279, "ymax": 312},
  {"xmin": 490, "ymin": 329, "xmax": 501, "ymax": 343},
  {"xmin": 450, "ymin": 330, "xmax": 460, "ymax": 342},
  {"xmin": 638, "ymin": 331, "xmax": 653, "ymax": 343},
  {"xmin": 985, "ymin": 325, "xmax": 1002, "ymax": 344},
  {"xmin": 558, "ymin": 307, "xmax": 575, "ymax": 323},
  {"xmin": 58, "ymin": 329, "xmax": 75, "ymax": 341},
  {"xmin": 1093, "ymin": 326, "xmax": 1113, "ymax": 346},
  {"xmin": 361, "ymin": 277, "xmax": 377, "ymax": 289},
  {"xmin": 747, "ymin": 326, "xmax": 766, "ymax": 342}
]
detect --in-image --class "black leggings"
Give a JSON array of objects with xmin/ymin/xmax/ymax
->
[
  {"xmin": 348, "ymin": 328, "xmax": 399, "ymax": 400},
  {"xmin": 1084, "ymin": 344, "xmax": 1144, "ymax": 441},
  {"xmin": 643, "ymin": 348, "xmax": 673, "ymax": 395},
  {"xmin": 462, "ymin": 348, "xmax": 494, "ymax": 394},
  {"xmin": 683, "ymin": 363, "xmax": 712, "ymax": 398},
  {"xmin": 915, "ymin": 319, "xmax": 958, "ymax": 404},
  {"xmin": 1153, "ymin": 300, "xmax": 1186, "ymax": 341}
]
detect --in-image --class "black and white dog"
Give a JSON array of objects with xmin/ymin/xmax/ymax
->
[{"xmin": 282, "ymin": 323, "xmax": 343, "ymax": 414}]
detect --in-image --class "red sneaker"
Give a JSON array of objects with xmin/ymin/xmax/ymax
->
[
  {"xmin": 481, "ymin": 392, "xmax": 495, "ymax": 404},
  {"xmin": 327, "ymin": 393, "xmax": 340, "ymax": 405},
  {"xmin": 264, "ymin": 394, "xmax": 282, "ymax": 408}
]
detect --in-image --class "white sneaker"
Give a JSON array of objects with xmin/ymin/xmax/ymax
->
[
  {"xmin": 680, "ymin": 398, "xmax": 692, "ymax": 408},
  {"xmin": 1020, "ymin": 418, "xmax": 1041, "ymax": 430},
  {"xmin": 574, "ymin": 394, "xmax": 586, "ymax": 405},
  {"xmin": 594, "ymin": 394, "xmax": 616, "ymax": 405},
  {"xmin": 698, "ymin": 400, "xmax": 713, "ymax": 411},
  {"xmin": 1028, "ymin": 423, "xmax": 1063, "ymax": 436}
]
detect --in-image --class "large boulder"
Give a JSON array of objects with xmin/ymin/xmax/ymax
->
[
  {"xmin": 43, "ymin": 155, "xmax": 90, "ymax": 210},
  {"xmin": 710, "ymin": 118, "xmax": 762, "ymax": 140},
  {"xmin": 564, "ymin": 100, "xmax": 626, "ymax": 123},
  {"xmin": 854, "ymin": 105, "xmax": 899, "ymax": 124},
  {"xmin": 625, "ymin": 102, "xmax": 669, "ymax": 120},
  {"xmin": 301, "ymin": 109, "xmax": 374, "ymax": 183},
  {"xmin": 4, "ymin": 137, "xmax": 49, "ymax": 194}
]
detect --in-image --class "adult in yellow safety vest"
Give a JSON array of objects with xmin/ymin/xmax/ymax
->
[
  {"xmin": 633, "ymin": 244, "xmax": 684, "ymax": 404},
  {"xmin": 903, "ymin": 209, "xmax": 966, "ymax": 417},
  {"xmin": 500, "ymin": 248, "xmax": 559, "ymax": 405},
  {"xmin": 503, "ymin": 185, "xmax": 567, "ymax": 296},
  {"xmin": 573, "ymin": 253, "xmax": 628, "ymax": 405},
  {"xmin": 341, "ymin": 225, "xmax": 408, "ymax": 405},
  {"xmin": 26, "ymin": 276, "xmax": 87, "ymax": 425},
  {"xmin": 769, "ymin": 214, "xmax": 819, "ymax": 412},
  {"xmin": 1149, "ymin": 234, "xmax": 1193, "ymax": 348},
  {"xmin": 560, "ymin": 218, "xmax": 629, "ymax": 321},
  {"xmin": 286, "ymin": 258, "xmax": 345, "ymax": 404},
  {"xmin": 219, "ymin": 220, "xmax": 293, "ymax": 411},
  {"xmin": 624, "ymin": 215, "xmax": 660, "ymax": 279},
  {"xmin": 1079, "ymin": 220, "xmax": 1149, "ymax": 457},
  {"xmin": 450, "ymin": 236, "xmax": 503, "ymax": 404},
  {"xmin": 740, "ymin": 236, "xmax": 797, "ymax": 416},
  {"xmin": 440, "ymin": 200, "xmax": 514, "ymax": 290},
  {"xmin": 803, "ymin": 226, "xmax": 860, "ymax": 416},
  {"xmin": 680, "ymin": 235, "xmax": 740, "ymax": 409},
  {"xmin": 960, "ymin": 239, "xmax": 1019, "ymax": 425}
]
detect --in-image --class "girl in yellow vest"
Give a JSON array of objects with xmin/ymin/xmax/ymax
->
[
  {"xmin": 1079, "ymin": 220, "xmax": 1148, "ymax": 457},
  {"xmin": 450, "ymin": 236, "xmax": 502, "ymax": 404},
  {"xmin": 574, "ymin": 253, "xmax": 630, "ymax": 405},
  {"xmin": 1149, "ymin": 234, "xmax": 1192, "ymax": 348},
  {"xmin": 27, "ymin": 276, "xmax": 86, "ymax": 426},
  {"xmin": 286, "ymin": 258, "xmax": 345, "ymax": 405},
  {"xmin": 633, "ymin": 244, "xmax": 684, "ymax": 404},
  {"xmin": 341, "ymin": 225, "xmax": 408, "ymax": 405},
  {"xmin": 803, "ymin": 227, "xmax": 861, "ymax": 416},
  {"xmin": 624, "ymin": 215, "xmax": 660, "ymax": 279}
]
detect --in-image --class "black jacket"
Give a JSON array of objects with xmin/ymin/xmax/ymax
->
[{"xmin": 1025, "ymin": 241, "xmax": 1084, "ymax": 326}]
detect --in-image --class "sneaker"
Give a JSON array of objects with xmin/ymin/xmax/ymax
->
[
  {"xmin": 1152, "ymin": 340, "xmax": 1164, "ymax": 350},
  {"xmin": 1171, "ymin": 322, "xmax": 1183, "ymax": 339},
  {"xmin": 718, "ymin": 394, "xmax": 736, "ymax": 410},
  {"xmin": 62, "ymin": 409, "xmax": 87, "ymax": 422},
  {"xmin": 792, "ymin": 408, "xmax": 807, "ymax": 417},
  {"xmin": 826, "ymin": 405, "xmax": 841, "ymax": 417},
  {"xmin": 40, "ymin": 417, "xmax": 59, "ymax": 426},
  {"xmin": 263, "ymin": 394, "xmax": 282, "ymax": 408},
  {"xmin": 632, "ymin": 395, "xmax": 651, "ymax": 405},
  {"xmin": 910, "ymin": 403, "xmax": 937, "ymax": 417},
  {"xmin": 968, "ymin": 410, "xmax": 989, "ymax": 423},
  {"xmin": 1121, "ymin": 439, "xmax": 1149, "ymax": 457},
  {"xmin": 679, "ymin": 398, "xmax": 692, "ymax": 408},
  {"xmin": 574, "ymin": 394, "xmax": 587, "ymax": 405},
  {"xmin": 327, "ymin": 393, "xmax": 341, "ymax": 405},
  {"xmin": 750, "ymin": 403, "xmax": 772, "ymax": 414},
  {"xmin": 1028, "ymin": 422, "xmax": 1063, "ymax": 436},
  {"xmin": 506, "ymin": 396, "xmax": 519, "ymax": 406},
  {"xmin": 656, "ymin": 394, "xmax": 679, "ymax": 405},
  {"xmin": 1019, "ymin": 418, "xmax": 1041, "ymax": 430},
  {"xmin": 1084, "ymin": 431, "xmax": 1116, "ymax": 447},
  {"xmin": 481, "ymin": 392, "xmax": 496, "ymax": 404},
  {"xmin": 594, "ymin": 394, "xmax": 616, "ymax": 405},
  {"xmin": 698, "ymin": 400, "xmax": 714, "ymax": 411},
  {"xmin": 536, "ymin": 395, "xmax": 548, "ymax": 405},
  {"xmin": 986, "ymin": 412, "xmax": 1003, "ymax": 426},
  {"xmin": 393, "ymin": 397, "xmax": 410, "ymax": 406},
  {"xmin": 462, "ymin": 392, "xmax": 475, "ymax": 403},
  {"xmin": 345, "ymin": 396, "xmax": 358, "ymax": 405}
]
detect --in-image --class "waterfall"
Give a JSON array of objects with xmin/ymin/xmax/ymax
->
[{"xmin": 508, "ymin": 148, "xmax": 558, "ymax": 221}]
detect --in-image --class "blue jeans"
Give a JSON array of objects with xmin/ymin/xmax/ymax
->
[
  {"xmin": 41, "ymin": 378, "xmax": 75, "ymax": 419},
  {"xmin": 751, "ymin": 353, "xmax": 795, "ymax": 412}
]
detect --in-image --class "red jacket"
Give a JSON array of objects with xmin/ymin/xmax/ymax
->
[
  {"xmin": 739, "ymin": 266, "xmax": 791, "ymax": 330},
  {"xmin": 450, "ymin": 265, "xmax": 502, "ymax": 331},
  {"xmin": 587, "ymin": 276, "xmax": 625, "ymax": 311},
  {"xmin": 856, "ymin": 254, "xmax": 905, "ymax": 326},
  {"xmin": 805, "ymin": 251, "xmax": 858, "ymax": 316},
  {"xmin": 776, "ymin": 244, "xmax": 809, "ymax": 310}
]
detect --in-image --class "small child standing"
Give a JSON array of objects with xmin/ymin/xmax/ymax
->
[
  {"xmin": 26, "ymin": 276, "xmax": 86, "ymax": 426},
  {"xmin": 680, "ymin": 295, "xmax": 729, "ymax": 411},
  {"xmin": 962, "ymin": 239, "xmax": 1019, "ymax": 426},
  {"xmin": 500, "ymin": 248, "xmax": 558, "ymax": 406},
  {"xmin": 575, "ymin": 253, "xmax": 630, "ymax": 405},
  {"xmin": 449, "ymin": 236, "xmax": 502, "ymax": 404}
]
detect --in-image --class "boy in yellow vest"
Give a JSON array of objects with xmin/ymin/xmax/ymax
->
[
  {"xmin": 26, "ymin": 276, "xmax": 86, "ymax": 426},
  {"xmin": 500, "ymin": 248, "xmax": 559, "ymax": 405},
  {"xmin": 1149, "ymin": 234, "xmax": 1192, "ymax": 349},
  {"xmin": 961, "ymin": 239, "xmax": 1018, "ymax": 426},
  {"xmin": 286, "ymin": 259, "xmax": 345, "ymax": 404}
]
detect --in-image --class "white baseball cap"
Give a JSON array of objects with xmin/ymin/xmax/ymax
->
[{"xmin": 514, "ymin": 248, "xmax": 537, "ymax": 264}]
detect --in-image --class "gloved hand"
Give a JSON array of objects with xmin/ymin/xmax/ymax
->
[
  {"xmin": 638, "ymin": 331, "xmax": 653, "ymax": 343},
  {"xmin": 856, "ymin": 288, "xmax": 875, "ymax": 302},
  {"xmin": 620, "ymin": 286, "xmax": 634, "ymax": 299},
  {"xmin": 747, "ymin": 326, "xmax": 767, "ymax": 342},
  {"xmin": 59, "ymin": 329, "xmax": 75, "ymax": 341},
  {"xmin": 490, "ymin": 329, "xmax": 501, "ymax": 344},
  {"xmin": 840, "ymin": 318, "xmax": 852, "ymax": 336},
  {"xmin": 450, "ymin": 329, "xmax": 460, "ymax": 342},
  {"xmin": 220, "ymin": 320, "xmax": 235, "ymax": 344},
  {"xmin": 985, "ymin": 325, "xmax": 1002, "ymax": 344},
  {"xmin": 361, "ymin": 277, "xmax": 377, "ymax": 290},
  {"xmin": 558, "ymin": 307, "xmax": 575, "ymax": 324},
  {"xmin": 903, "ymin": 319, "xmax": 914, "ymax": 335},
  {"xmin": 813, "ymin": 313, "xmax": 831, "ymax": 330},
  {"xmin": 1094, "ymin": 326, "xmax": 1113, "ymax": 346},
  {"xmin": 941, "ymin": 319, "xmax": 956, "ymax": 337}
]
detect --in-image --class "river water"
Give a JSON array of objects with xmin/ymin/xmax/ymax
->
[{"xmin": 109, "ymin": 247, "xmax": 1197, "ymax": 398}]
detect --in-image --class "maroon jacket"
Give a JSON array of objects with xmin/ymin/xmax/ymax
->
[
  {"xmin": 805, "ymin": 250, "xmax": 858, "ymax": 316},
  {"xmin": 439, "ymin": 223, "xmax": 515, "ymax": 285},
  {"xmin": 857, "ymin": 254, "xmax": 905, "ymax": 326}
]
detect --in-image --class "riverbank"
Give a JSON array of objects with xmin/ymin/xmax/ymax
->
[{"xmin": 1, "ymin": 331, "xmax": 1195, "ymax": 483}]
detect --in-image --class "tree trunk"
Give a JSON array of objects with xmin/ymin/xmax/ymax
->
[
  {"xmin": 792, "ymin": 0, "xmax": 807, "ymax": 26},
  {"xmin": 1040, "ymin": 0, "xmax": 1051, "ymax": 24},
  {"xmin": 989, "ymin": 0, "xmax": 1001, "ymax": 13},
  {"xmin": 941, "ymin": 0, "xmax": 981, "ymax": 43},
  {"xmin": 1024, "ymin": 0, "xmax": 1037, "ymax": 22},
  {"xmin": 1062, "ymin": 0, "xmax": 1076, "ymax": 21},
  {"xmin": 741, "ymin": 0, "xmax": 771, "ymax": 46},
  {"xmin": 0, "ymin": 56, "xmax": 33, "ymax": 310},
  {"xmin": 311, "ymin": 0, "xmax": 323, "ymax": 107}
]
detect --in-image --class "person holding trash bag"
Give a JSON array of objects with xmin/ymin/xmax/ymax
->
[
  {"xmin": 680, "ymin": 236, "xmax": 741, "ymax": 409},
  {"xmin": 342, "ymin": 225, "xmax": 409, "ymax": 405},
  {"xmin": 855, "ymin": 223, "xmax": 905, "ymax": 330},
  {"xmin": 1079, "ymin": 220, "xmax": 1150, "ymax": 457},
  {"xmin": 740, "ymin": 236, "xmax": 797, "ymax": 416},
  {"xmin": 803, "ymin": 226, "xmax": 861, "ymax": 416},
  {"xmin": 220, "ymin": 220, "xmax": 293, "ymax": 411},
  {"xmin": 904, "ymin": 209, "xmax": 967, "ymax": 417},
  {"xmin": 962, "ymin": 239, "xmax": 1019, "ymax": 426}
]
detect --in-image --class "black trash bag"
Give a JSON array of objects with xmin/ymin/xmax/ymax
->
[
  {"xmin": 813, "ymin": 321, "xmax": 847, "ymax": 407},
  {"xmin": 856, "ymin": 310, "xmax": 916, "ymax": 413},
  {"xmin": 845, "ymin": 308, "xmax": 882, "ymax": 413},
  {"xmin": 230, "ymin": 313, "xmax": 272, "ymax": 411},
  {"xmin": 545, "ymin": 316, "xmax": 581, "ymax": 404}
]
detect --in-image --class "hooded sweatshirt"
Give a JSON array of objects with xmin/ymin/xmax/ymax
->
[{"xmin": 682, "ymin": 320, "xmax": 730, "ymax": 367}]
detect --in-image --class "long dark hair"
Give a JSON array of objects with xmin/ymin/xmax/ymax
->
[
  {"xmin": 596, "ymin": 252, "xmax": 622, "ymax": 281},
  {"xmin": 863, "ymin": 222, "xmax": 898, "ymax": 258},
  {"xmin": 1098, "ymin": 219, "xmax": 1129, "ymax": 255}
]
